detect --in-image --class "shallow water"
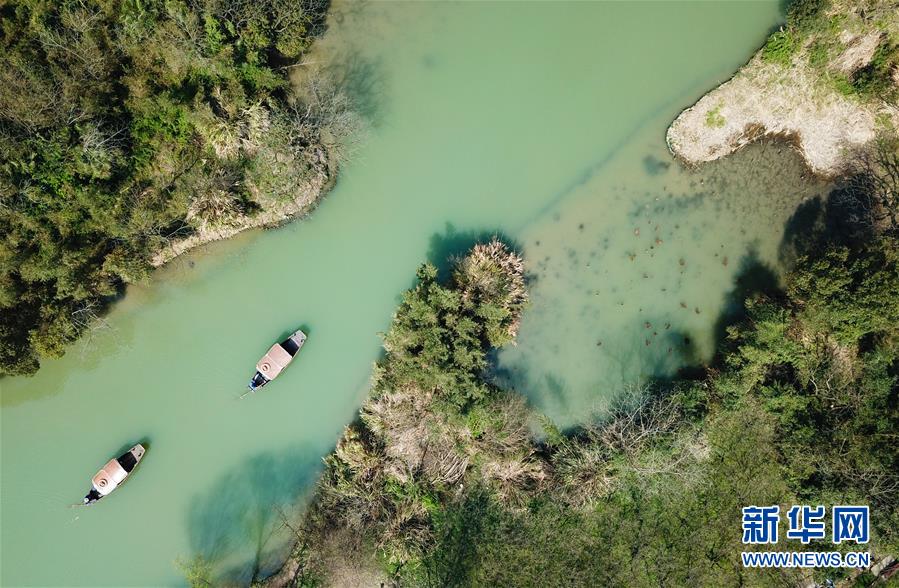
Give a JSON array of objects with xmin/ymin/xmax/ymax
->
[
  {"xmin": 497, "ymin": 134, "xmax": 830, "ymax": 425},
  {"xmin": 1, "ymin": 2, "xmax": 827, "ymax": 585}
]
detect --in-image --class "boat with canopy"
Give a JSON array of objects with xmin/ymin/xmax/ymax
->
[
  {"xmin": 245, "ymin": 329, "xmax": 307, "ymax": 395},
  {"xmin": 82, "ymin": 444, "xmax": 146, "ymax": 505}
]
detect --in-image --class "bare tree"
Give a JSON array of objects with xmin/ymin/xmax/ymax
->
[
  {"xmin": 835, "ymin": 139, "xmax": 899, "ymax": 235},
  {"xmin": 71, "ymin": 300, "xmax": 114, "ymax": 358},
  {"xmin": 292, "ymin": 66, "xmax": 368, "ymax": 166},
  {"xmin": 550, "ymin": 384, "xmax": 693, "ymax": 506}
]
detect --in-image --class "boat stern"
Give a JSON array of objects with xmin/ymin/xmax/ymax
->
[
  {"xmin": 247, "ymin": 371, "xmax": 269, "ymax": 391},
  {"xmin": 83, "ymin": 488, "xmax": 102, "ymax": 505}
]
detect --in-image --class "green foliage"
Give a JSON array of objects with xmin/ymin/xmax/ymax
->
[
  {"xmin": 851, "ymin": 42, "xmax": 899, "ymax": 101},
  {"xmin": 0, "ymin": 0, "xmax": 330, "ymax": 375},
  {"xmin": 704, "ymin": 104, "xmax": 726, "ymax": 128},
  {"xmin": 762, "ymin": 28, "xmax": 800, "ymax": 66},
  {"xmin": 781, "ymin": 0, "xmax": 899, "ymax": 104},
  {"xmin": 176, "ymin": 555, "xmax": 214, "ymax": 587},
  {"xmin": 817, "ymin": 36, "xmax": 899, "ymax": 101},
  {"xmin": 787, "ymin": 239, "xmax": 899, "ymax": 343},
  {"xmin": 715, "ymin": 237, "xmax": 899, "ymax": 552},
  {"xmin": 289, "ymin": 234, "xmax": 898, "ymax": 586},
  {"xmin": 786, "ymin": 0, "xmax": 830, "ymax": 28},
  {"xmin": 537, "ymin": 414, "xmax": 565, "ymax": 447},
  {"xmin": 381, "ymin": 262, "xmax": 490, "ymax": 406},
  {"xmin": 383, "ymin": 242, "xmax": 527, "ymax": 407},
  {"xmin": 832, "ymin": 72, "xmax": 858, "ymax": 96},
  {"xmin": 129, "ymin": 99, "xmax": 194, "ymax": 170}
]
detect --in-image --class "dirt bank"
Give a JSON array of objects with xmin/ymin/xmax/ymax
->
[
  {"xmin": 667, "ymin": 1, "xmax": 899, "ymax": 176},
  {"xmin": 150, "ymin": 168, "xmax": 332, "ymax": 267}
]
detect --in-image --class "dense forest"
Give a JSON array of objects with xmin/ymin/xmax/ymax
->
[{"xmin": 0, "ymin": 0, "xmax": 356, "ymax": 376}]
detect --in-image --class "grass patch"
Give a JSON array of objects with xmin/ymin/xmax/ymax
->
[
  {"xmin": 807, "ymin": 31, "xmax": 842, "ymax": 71},
  {"xmin": 762, "ymin": 28, "xmax": 801, "ymax": 66},
  {"xmin": 705, "ymin": 104, "xmax": 726, "ymax": 129},
  {"xmin": 851, "ymin": 41, "xmax": 899, "ymax": 100},
  {"xmin": 831, "ymin": 72, "xmax": 858, "ymax": 96}
]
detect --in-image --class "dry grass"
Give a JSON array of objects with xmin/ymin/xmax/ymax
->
[
  {"xmin": 150, "ymin": 172, "xmax": 327, "ymax": 266},
  {"xmin": 832, "ymin": 31, "xmax": 884, "ymax": 75},
  {"xmin": 261, "ymin": 526, "xmax": 388, "ymax": 588},
  {"xmin": 667, "ymin": 56, "xmax": 885, "ymax": 176},
  {"xmin": 667, "ymin": 0, "xmax": 899, "ymax": 176},
  {"xmin": 151, "ymin": 68, "xmax": 362, "ymax": 267},
  {"xmin": 453, "ymin": 239, "xmax": 528, "ymax": 342}
]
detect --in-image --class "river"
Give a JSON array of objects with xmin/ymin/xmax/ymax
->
[{"xmin": 1, "ymin": 2, "xmax": 830, "ymax": 585}]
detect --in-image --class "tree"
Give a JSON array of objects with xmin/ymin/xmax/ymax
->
[{"xmin": 0, "ymin": 0, "xmax": 337, "ymax": 376}]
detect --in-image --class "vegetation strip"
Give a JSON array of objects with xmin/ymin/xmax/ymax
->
[{"xmin": 184, "ymin": 222, "xmax": 897, "ymax": 586}]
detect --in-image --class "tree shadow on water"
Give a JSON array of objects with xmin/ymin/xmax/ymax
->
[
  {"xmin": 324, "ymin": 49, "xmax": 386, "ymax": 126},
  {"xmin": 186, "ymin": 444, "xmax": 323, "ymax": 584},
  {"xmin": 642, "ymin": 154, "xmax": 672, "ymax": 176},
  {"xmin": 778, "ymin": 195, "xmax": 825, "ymax": 267},
  {"xmin": 779, "ymin": 188, "xmax": 879, "ymax": 268},
  {"xmin": 489, "ymin": 346, "xmax": 570, "ymax": 415},
  {"xmin": 426, "ymin": 222, "xmax": 524, "ymax": 281},
  {"xmin": 708, "ymin": 247, "xmax": 782, "ymax": 363}
]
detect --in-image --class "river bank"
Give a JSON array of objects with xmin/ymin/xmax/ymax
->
[
  {"xmin": 150, "ymin": 148, "xmax": 334, "ymax": 268},
  {"xmin": 2, "ymin": 3, "xmax": 838, "ymax": 585},
  {"xmin": 256, "ymin": 239, "xmax": 533, "ymax": 587},
  {"xmin": 667, "ymin": 0, "xmax": 899, "ymax": 176},
  {"xmin": 0, "ymin": 1, "xmax": 362, "ymax": 376},
  {"xmin": 258, "ymin": 230, "xmax": 899, "ymax": 587}
]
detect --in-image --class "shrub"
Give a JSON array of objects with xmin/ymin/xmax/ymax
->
[
  {"xmin": 851, "ymin": 42, "xmax": 899, "ymax": 101},
  {"xmin": 762, "ymin": 28, "xmax": 801, "ymax": 66},
  {"xmin": 0, "ymin": 0, "xmax": 333, "ymax": 376},
  {"xmin": 786, "ymin": 0, "xmax": 830, "ymax": 29}
]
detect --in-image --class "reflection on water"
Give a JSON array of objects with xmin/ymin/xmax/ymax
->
[
  {"xmin": 426, "ymin": 224, "xmax": 523, "ymax": 281},
  {"xmin": 187, "ymin": 445, "xmax": 322, "ymax": 584},
  {"xmin": 497, "ymin": 138, "xmax": 831, "ymax": 425}
]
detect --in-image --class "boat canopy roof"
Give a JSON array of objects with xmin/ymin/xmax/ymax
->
[
  {"xmin": 92, "ymin": 459, "xmax": 128, "ymax": 496},
  {"xmin": 257, "ymin": 344, "xmax": 293, "ymax": 380}
]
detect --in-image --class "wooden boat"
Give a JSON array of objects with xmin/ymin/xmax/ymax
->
[
  {"xmin": 82, "ymin": 444, "xmax": 146, "ymax": 505},
  {"xmin": 246, "ymin": 329, "xmax": 307, "ymax": 394}
]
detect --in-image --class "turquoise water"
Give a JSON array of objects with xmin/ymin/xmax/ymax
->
[{"xmin": 1, "ymin": 2, "xmax": 829, "ymax": 585}]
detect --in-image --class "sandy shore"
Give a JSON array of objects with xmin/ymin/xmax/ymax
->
[{"xmin": 667, "ymin": 11, "xmax": 899, "ymax": 177}]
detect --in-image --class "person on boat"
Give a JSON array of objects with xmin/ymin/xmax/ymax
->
[{"xmin": 83, "ymin": 489, "xmax": 102, "ymax": 504}]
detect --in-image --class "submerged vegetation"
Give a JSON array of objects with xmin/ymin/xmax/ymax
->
[
  {"xmin": 0, "ymin": 0, "xmax": 362, "ymax": 376},
  {"xmin": 247, "ymin": 142, "xmax": 899, "ymax": 586}
]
